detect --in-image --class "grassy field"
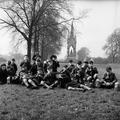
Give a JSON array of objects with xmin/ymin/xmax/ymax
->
[{"xmin": 0, "ymin": 64, "xmax": 120, "ymax": 120}]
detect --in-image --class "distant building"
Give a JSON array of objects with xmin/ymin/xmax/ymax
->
[{"xmin": 67, "ymin": 21, "xmax": 77, "ymax": 61}]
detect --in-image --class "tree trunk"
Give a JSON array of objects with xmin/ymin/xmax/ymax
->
[
  {"xmin": 33, "ymin": 26, "xmax": 38, "ymax": 54},
  {"xmin": 27, "ymin": 40, "xmax": 32, "ymax": 62},
  {"xmin": 41, "ymin": 38, "xmax": 44, "ymax": 61}
]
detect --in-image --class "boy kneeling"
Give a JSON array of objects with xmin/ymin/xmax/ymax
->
[{"xmin": 96, "ymin": 66, "xmax": 119, "ymax": 89}]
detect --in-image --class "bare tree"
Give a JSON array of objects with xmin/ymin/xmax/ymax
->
[
  {"xmin": 0, "ymin": 0, "xmax": 87, "ymax": 60},
  {"xmin": 103, "ymin": 28, "xmax": 120, "ymax": 63}
]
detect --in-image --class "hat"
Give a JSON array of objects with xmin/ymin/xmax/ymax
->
[
  {"xmin": 106, "ymin": 66, "xmax": 112, "ymax": 71},
  {"xmin": 50, "ymin": 55, "xmax": 57, "ymax": 60},
  {"xmin": 77, "ymin": 61, "xmax": 82, "ymax": 65},
  {"xmin": 1, "ymin": 63, "xmax": 6, "ymax": 67},
  {"xmin": 69, "ymin": 60, "xmax": 73, "ymax": 63},
  {"xmin": 89, "ymin": 59, "xmax": 94, "ymax": 64},
  {"xmin": 12, "ymin": 58, "xmax": 15, "ymax": 61}
]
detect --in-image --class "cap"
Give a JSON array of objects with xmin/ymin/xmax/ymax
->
[
  {"xmin": 69, "ymin": 60, "xmax": 73, "ymax": 63},
  {"xmin": 106, "ymin": 66, "xmax": 112, "ymax": 71},
  {"xmin": 89, "ymin": 59, "xmax": 94, "ymax": 64},
  {"xmin": 50, "ymin": 55, "xmax": 57, "ymax": 60},
  {"xmin": 77, "ymin": 61, "xmax": 82, "ymax": 65}
]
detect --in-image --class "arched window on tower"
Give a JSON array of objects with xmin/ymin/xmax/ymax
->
[{"xmin": 69, "ymin": 46, "xmax": 74, "ymax": 55}]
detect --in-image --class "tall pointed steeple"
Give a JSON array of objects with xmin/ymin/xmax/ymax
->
[
  {"xmin": 67, "ymin": 21, "xmax": 77, "ymax": 61},
  {"xmin": 70, "ymin": 20, "xmax": 75, "ymax": 39},
  {"xmin": 71, "ymin": 21, "xmax": 74, "ymax": 35}
]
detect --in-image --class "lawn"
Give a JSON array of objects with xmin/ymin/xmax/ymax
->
[{"xmin": 0, "ymin": 64, "xmax": 120, "ymax": 120}]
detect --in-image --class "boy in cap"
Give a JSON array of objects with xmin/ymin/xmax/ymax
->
[
  {"xmin": 50, "ymin": 55, "xmax": 60, "ymax": 72},
  {"xmin": 41, "ymin": 55, "xmax": 60, "ymax": 88}
]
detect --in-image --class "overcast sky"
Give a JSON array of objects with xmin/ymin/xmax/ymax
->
[
  {"xmin": 0, "ymin": 0, "xmax": 120, "ymax": 59},
  {"xmin": 59, "ymin": 0, "xmax": 120, "ymax": 59}
]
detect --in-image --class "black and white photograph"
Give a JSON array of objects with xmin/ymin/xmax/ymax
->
[{"xmin": 0, "ymin": 0, "xmax": 120, "ymax": 120}]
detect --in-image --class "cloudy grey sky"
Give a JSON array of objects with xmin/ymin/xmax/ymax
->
[
  {"xmin": 59, "ymin": 0, "xmax": 120, "ymax": 59},
  {"xmin": 0, "ymin": 0, "xmax": 120, "ymax": 59}
]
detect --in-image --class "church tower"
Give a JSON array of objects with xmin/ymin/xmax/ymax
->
[{"xmin": 67, "ymin": 21, "xmax": 77, "ymax": 61}]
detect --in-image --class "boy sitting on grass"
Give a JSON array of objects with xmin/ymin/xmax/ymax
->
[
  {"xmin": 96, "ymin": 66, "xmax": 119, "ymax": 89},
  {"xmin": 0, "ymin": 64, "xmax": 8, "ymax": 84},
  {"xmin": 58, "ymin": 65, "xmax": 71, "ymax": 88},
  {"xmin": 71, "ymin": 61, "xmax": 85, "ymax": 84},
  {"xmin": 7, "ymin": 60, "xmax": 18, "ymax": 84},
  {"xmin": 67, "ymin": 60, "xmax": 75, "ymax": 74},
  {"xmin": 86, "ymin": 59, "xmax": 99, "ymax": 88},
  {"xmin": 19, "ymin": 55, "xmax": 38, "ymax": 89},
  {"xmin": 41, "ymin": 65, "xmax": 59, "ymax": 89},
  {"xmin": 30, "ymin": 58, "xmax": 44, "ymax": 86}
]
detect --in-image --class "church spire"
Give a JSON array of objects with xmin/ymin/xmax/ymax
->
[
  {"xmin": 70, "ymin": 20, "xmax": 74, "ymax": 37},
  {"xmin": 67, "ymin": 20, "xmax": 77, "ymax": 61}
]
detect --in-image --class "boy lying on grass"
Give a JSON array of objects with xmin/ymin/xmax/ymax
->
[{"xmin": 66, "ymin": 61, "xmax": 91, "ymax": 92}]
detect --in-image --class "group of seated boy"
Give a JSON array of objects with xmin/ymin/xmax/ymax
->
[{"xmin": 0, "ymin": 54, "xmax": 119, "ymax": 91}]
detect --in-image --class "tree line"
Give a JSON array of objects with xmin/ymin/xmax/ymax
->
[
  {"xmin": 71, "ymin": 29, "xmax": 120, "ymax": 64},
  {"xmin": 76, "ymin": 28, "xmax": 120, "ymax": 64},
  {"xmin": 103, "ymin": 28, "xmax": 120, "ymax": 63}
]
